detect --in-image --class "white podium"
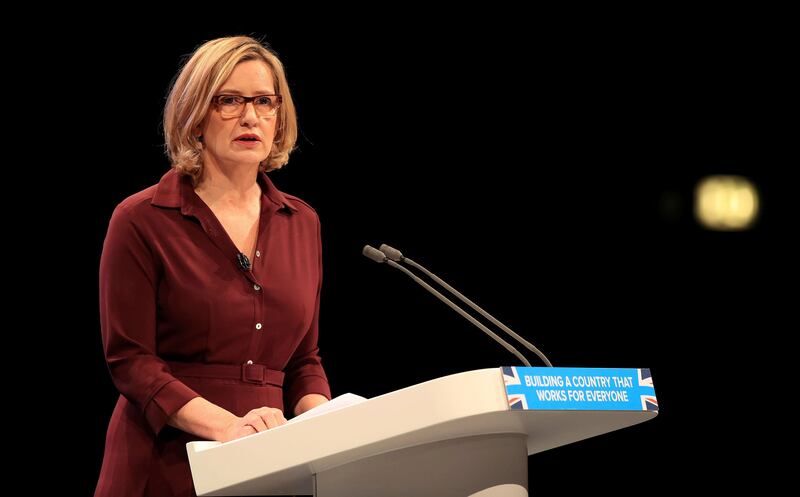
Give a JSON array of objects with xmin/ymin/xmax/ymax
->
[{"xmin": 187, "ymin": 368, "xmax": 657, "ymax": 496}]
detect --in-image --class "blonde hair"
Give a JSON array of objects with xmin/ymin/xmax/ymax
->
[{"xmin": 163, "ymin": 36, "xmax": 298, "ymax": 180}]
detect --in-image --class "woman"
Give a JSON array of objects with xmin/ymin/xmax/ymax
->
[{"xmin": 95, "ymin": 36, "xmax": 331, "ymax": 496}]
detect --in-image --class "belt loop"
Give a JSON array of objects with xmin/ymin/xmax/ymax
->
[{"xmin": 241, "ymin": 362, "xmax": 267, "ymax": 385}]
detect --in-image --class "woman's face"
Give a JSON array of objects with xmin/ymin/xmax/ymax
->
[{"xmin": 198, "ymin": 59, "xmax": 280, "ymax": 170}]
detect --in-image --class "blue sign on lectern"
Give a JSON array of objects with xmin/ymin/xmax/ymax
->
[{"xmin": 503, "ymin": 366, "xmax": 658, "ymax": 411}]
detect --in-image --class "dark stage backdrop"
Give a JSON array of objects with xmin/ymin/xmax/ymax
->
[{"xmin": 45, "ymin": 14, "xmax": 788, "ymax": 496}]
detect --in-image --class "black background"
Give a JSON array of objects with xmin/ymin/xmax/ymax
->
[{"xmin": 32, "ymin": 9, "xmax": 791, "ymax": 496}]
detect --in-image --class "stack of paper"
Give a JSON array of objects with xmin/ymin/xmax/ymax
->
[{"xmin": 287, "ymin": 393, "xmax": 368, "ymax": 424}]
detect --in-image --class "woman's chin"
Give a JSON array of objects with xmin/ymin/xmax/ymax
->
[{"xmin": 227, "ymin": 150, "xmax": 267, "ymax": 162}]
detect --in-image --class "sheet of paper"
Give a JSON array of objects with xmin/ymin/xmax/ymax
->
[{"xmin": 286, "ymin": 393, "xmax": 368, "ymax": 424}]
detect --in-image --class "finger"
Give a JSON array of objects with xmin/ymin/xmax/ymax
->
[
  {"xmin": 245, "ymin": 415, "xmax": 269, "ymax": 433},
  {"xmin": 236, "ymin": 425, "xmax": 257, "ymax": 439},
  {"xmin": 271, "ymin": 408, "xmax": 287, "ymax": 424},
  {"xmin": 270, "ymin": 410, "xmax": 290, "ymax": 428},
  {"xmin": 226, "ymin": 424, "xmax": 257, "ymax": 442},
  {"xmin": 261, "ymin": 412, "xmax": 281, "ymax": 429},
  {"xmin": 256, "ymin": 407, "xmax": 287, "ymax": 428}
]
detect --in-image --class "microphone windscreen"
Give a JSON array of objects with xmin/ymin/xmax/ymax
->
[
  {"xmin": 378, "ymin": 244, "xmax": 403, "ymax": 261},
  {"xmin": 362, "ymin": 245, "xmax": 387, "ymax": 263}
]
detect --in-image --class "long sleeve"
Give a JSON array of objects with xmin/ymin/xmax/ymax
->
[
  {"xmin": 99, "ymin": 203, "xmax": 198, "ymax": 435},
  {"xmin": 283, "ymin": 215, "xmax": 332, "ymax": 413}
]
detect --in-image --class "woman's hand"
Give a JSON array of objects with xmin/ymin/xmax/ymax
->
[{"xmin": 218, "ymin": 406, "xmax": 287, "ymax": 442}]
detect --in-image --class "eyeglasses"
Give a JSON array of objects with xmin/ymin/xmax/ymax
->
[{"xmin": 212, "ymin": 94, "xmax": 283, "ymax": 118}]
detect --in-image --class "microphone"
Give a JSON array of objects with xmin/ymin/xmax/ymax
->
[
  {"xmin": 362, "ymin": 245, "xmax": 533, "ymax": 367},
  {"xmin": 379, "ymin": 244, "xmax": 553, "ymax": 367},
  {"xmin": 236, "ymin": 252, "xmax": 252, "ymax": 271}
]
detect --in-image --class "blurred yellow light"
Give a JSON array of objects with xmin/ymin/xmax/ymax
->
[{"xmin": 694, "ymin": 175, "xmax": 759, "ymax": 230}]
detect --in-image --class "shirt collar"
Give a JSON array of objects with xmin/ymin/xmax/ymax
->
[{"xmin": 151, "ymin": 169, "xmax": 298, "ymax": 214}]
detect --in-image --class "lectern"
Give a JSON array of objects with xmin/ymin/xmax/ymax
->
[{"xmin": 188, "ymin": 366, "xmax": 658, "ymax": 496}]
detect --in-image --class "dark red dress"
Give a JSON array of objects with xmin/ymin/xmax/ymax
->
[{"xmin": 95, "ymin": 169, "xmax": 331, "ymax": 496}]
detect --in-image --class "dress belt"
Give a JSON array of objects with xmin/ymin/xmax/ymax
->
[{"xmin": 167, "ymin": 361, "xmax": 285, "ymax": 387}]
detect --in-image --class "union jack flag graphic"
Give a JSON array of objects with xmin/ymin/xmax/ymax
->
[
  {"xmin": 502, "ymin": 366, "xmax": 521, "ymax": 386},
  {"xmin": 639, "ymin": 368, "xmax": 658, "ymax": 411},
  {"xmin": 503, "ymin": 367, "xmax": 527, "ymax": 409},
  {"xmin": 507, "ymin": 393, "xmax": 528, "ymax": 410}
]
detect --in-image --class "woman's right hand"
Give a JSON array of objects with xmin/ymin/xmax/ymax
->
[{"xmin": 219, "ymin": 406, "xmax": 287, "ymax": 442}]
